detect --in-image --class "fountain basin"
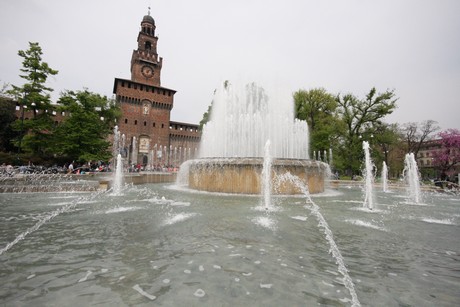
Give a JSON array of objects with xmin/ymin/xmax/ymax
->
[{"xmin": 187, "ymin": 158, "xmax": 327, "ymax": 194}]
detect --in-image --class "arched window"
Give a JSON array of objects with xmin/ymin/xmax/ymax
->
[{"xmin": 145, "ymin": 41, "xmax": 151, "ymax": 50}]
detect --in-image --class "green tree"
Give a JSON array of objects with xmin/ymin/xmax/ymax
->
[
  {"xmin": 293, "ymin": 88, "xmax": 343, "ymax": 160},
  {"xmin": 336, "ymin": 87, "xmax": 398, "ymax": 175},
  {"xmin": 199, "ymin": 102, "xmax": 213, "ymax": 131},
  {"xmin": 54, "ymin": 90, "xmax": 121, "ymax": 163},
  {"xmin": 0, "ymin": 82, "xmax": 19, "ymax": 152},
  {"xmin": 372, "ymin": 122, "xmax": 402, "ymax": 178},
  {"xmin": 7, "ymin": 42, "xmax": 58, "ymax": 157}
]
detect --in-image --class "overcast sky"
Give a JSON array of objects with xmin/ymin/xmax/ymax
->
[{"xmin": 1, "ymin": 0, "xmax": 459, "ymax": 130}]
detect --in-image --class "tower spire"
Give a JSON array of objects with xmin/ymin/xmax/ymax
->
[{"xmin": 148, "ymin": 6, "xmax": 151, "ymax": 16}]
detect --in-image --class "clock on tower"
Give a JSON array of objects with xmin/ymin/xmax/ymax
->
[{"xmin": 141, "ymin": 65, "xmax": 154, "ymax": 78}]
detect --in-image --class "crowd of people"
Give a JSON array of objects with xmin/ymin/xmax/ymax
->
[
  {"xmin": 127, "ymin": 163, "xmax": 179, "ymax": 173},
  {"xmin": 64, "ymin": 161, "xmax": 110, "ymax": 174},
  {"xmin": 1, "ymin": 160, "xmax": 181, "ymax": 176}
]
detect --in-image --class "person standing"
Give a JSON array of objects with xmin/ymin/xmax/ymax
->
[{"xmin": 68, "ymin": 162, "xmax": 74, "ymax": 174}]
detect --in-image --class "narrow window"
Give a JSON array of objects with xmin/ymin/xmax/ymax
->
[
  {"xmin": 125, "ymin": 118, "xmax": 128, "ymax": 124},
  {"xmin": 135, "ymin": 120, "xmax": 138, "ymax": 125}
]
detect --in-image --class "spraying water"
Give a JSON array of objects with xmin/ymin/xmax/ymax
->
[
  {"xmin": 329, "ymin": 148, "xmax": 333, "ymax": 167},
  {"xmin": 112, "ymin": 154, "xmax": 123, "ymax": 195},
  {"xmin": 199, "ymin": 82, "xmax": 309, "ymax": 159},
  {"xmin": 382, "ymin": 161, "xmax": 389, "ymax": 193},
  {"xmin": 274, "ymin": 172, "xmax": 361, "ymax": 307},
  {"xmin": 112, "ymin": 125, "xmax": 121, "ymax": 159},
  {"xmin": 362, "ymin": 141, "xmax": 375, "ymax": 210},
  {"xmin": 403, "ymin": 153, "xmax": 422, "ymax": 204},
  {"xmin": 0, "ymin": 191, "xmax": 104, "ymax": 256},
  {"xmin": 261, "ymin": 140, "xmax": 272, "ymax": 210},
  {"xmin": 132, "ymin": 136, "xmax": 137, "ymax": 165}
]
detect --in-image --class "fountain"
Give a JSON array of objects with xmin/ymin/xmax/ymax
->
[
  {"xmin": 403, "ymin": 152, "xmax": 422, "ymax": 204},
  {"xmin": 362, "ymin": 141, "xmax": 375, "ymax": 210},
  {"xmin": 1, "ymin": 177, "xmax": 459, "ymax": 306},
  {"xmin": 110, "ymin": 125, "xmax": 124, "ymax": 195},
  {"xmin": 112, "ymin": 154, "xmax": 124, "ymax": 195},
  {"xmin": 182, "ymin": 82, "xmax": 327, "ymax": 194},
  {"xmin": 261, "ymin": 140, "xmax": 272, "ymax": 210},
  {"xmin": 131, "ymin": 136, "xmax": 137, "ymax": 165},
  {"xmin": 382, "ymin": 161, "xmax": 389, "ymax": 192},
  {"xmin": 329, "ymin": 148, "xmax": 333, "ymax": 168},
  {"xmin": 1, "ymin": 83, "xmax": 459, "ymax": 306}
]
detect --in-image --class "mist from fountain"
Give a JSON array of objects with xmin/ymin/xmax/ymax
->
[
  {"xmin": 362, "ymin": 141, "xmax": 375, "ymax": 210},
  {"xmin": 382, "ymin": 161, "xmax": 389, "ymax": 193},
  {"xmin": 403, "ymin": 153, "xmax": 422, "ymax": 204}
]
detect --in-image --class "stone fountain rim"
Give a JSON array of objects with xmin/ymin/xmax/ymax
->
[{"xmin": 188, "ymin": 157, "xmax": 328, "ymax": 168}]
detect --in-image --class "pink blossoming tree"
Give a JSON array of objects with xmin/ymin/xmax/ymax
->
[{"xmin": 432, "ymin": 129, "xmax": 460, "ymax": 179}]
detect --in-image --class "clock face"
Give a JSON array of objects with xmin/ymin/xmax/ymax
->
[{"xmin": 141, "ymin": 65, "xmax": 154, "ymax": 78}]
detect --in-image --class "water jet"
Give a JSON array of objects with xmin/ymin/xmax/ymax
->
[
  {"xmin": 403, "ymin": 152, "xmax": 422, "ymax": 204},
  {"xmin": 362, "ymin": 141, "xmax": 375, "ymax": 210}
]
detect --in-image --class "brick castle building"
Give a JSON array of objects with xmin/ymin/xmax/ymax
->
[{"xmin": 113, "ymin": 11, "xmax": 200, "ymax": 168}]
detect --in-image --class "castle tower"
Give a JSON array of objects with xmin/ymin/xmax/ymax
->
[
  {"xmin": 113, "ymin": 10, "xmax": 175, "ymax": 167},
  {"xmin": 130, "ymin": 11, "xmax": 162, "ymax": 86},
  {"xmin": 113, "ymin": 10, "xmax": 201, "ymax": 169}
]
